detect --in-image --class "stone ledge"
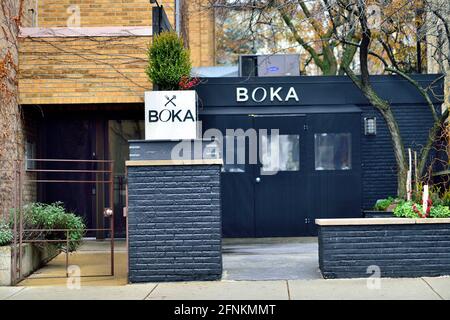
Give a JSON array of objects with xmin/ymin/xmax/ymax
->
[
  {"xmin": 315, "ymin": 217, "xmax": 450, "ymax": 226},
  {"xmin": 126, "ymin": 159, "xmax": 223, "ymax": 167}
]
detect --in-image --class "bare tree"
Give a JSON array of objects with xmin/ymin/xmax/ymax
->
[{"xmin": 209, "ymin": 0, "xmax": 448, "ymax": 198}]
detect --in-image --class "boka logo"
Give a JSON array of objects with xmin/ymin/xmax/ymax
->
[{"xmin": 148, "ymin": 94, "xmax": 196, "ymax": 123}]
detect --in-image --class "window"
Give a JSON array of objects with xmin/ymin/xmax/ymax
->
[
  {"xmin": 315, "ymin": 133, "xmax": 351, "ymax": 170},
  {"xmin": 260, "ymin": 134, "xmax": 300, "ymax": 173}
]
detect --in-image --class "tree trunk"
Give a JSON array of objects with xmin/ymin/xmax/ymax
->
[
  {"xmin": 364, "ymin": 87, "xmax": 409, "ymax": 198},
  {"xmin": 0, "ymin": 0, "xmax": 24, "ymax": 214}
]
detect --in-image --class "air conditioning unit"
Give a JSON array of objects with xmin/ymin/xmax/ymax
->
[{"xmin": 239, "ymin": 54, "xmax": 300, "ymax": 77}]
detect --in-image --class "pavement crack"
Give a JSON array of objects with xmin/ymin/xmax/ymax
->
[
  {"xmin": 4, "ymin": 287, "xmax": 26, "ymax": 300},
  {"xmin": 286, "ymin": 280, "xmax": 291, "ymax": 300},
  {"xmin": 421, "ymin": 278, "xmax": 444, "ymax": 300},
  {"xmin": 144, "ymin": 284, "xmax": 159, "ymax": 300}
]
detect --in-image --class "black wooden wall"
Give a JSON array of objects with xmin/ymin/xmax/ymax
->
[{"xmin": 196, "ymin": 75, "xmax": 444, "ymax": 210}]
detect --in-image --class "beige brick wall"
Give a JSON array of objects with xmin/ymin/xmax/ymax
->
[
  {"xmin": 18, "ymin": 0, "xmax": 216, "ymax": 105},
  {"xmin": 35, "ymin": 0, "xmax": 175, "ymax": 27},
  {"xmin": 184, "ymin": 0, "xmax": 215, "ymax": 67},
  {"xmin": 19, "ymin": 36, "xmax": 151, "ymax": 105},
  {"xmin": 22, "ymin": 0, "xmax": 38, "ymax": 27}
]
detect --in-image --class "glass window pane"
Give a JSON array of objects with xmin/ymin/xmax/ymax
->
[
  {"xmin": 261, "ymin": 134, "xmax": 300, "ymax": 173},
  {"xmin": 314, "ymin": 133, "xmax": 351, "ymax": 171}
]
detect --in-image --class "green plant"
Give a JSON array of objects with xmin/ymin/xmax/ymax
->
[
  {"xmin": 393, "ymin": 201, "xmax": 419, "ymax": 218},
  {"xmin": 429, "ymin": 205, "xmax": 450, "ymax": 218},
  {"xmin": 0, "ymin": 219, "xmax": 13, "ymax": 246},
  {"xmin": 442, "ymin": 190, "xmax": 450, "ymax": 207},
  {"xmin": 394, "ymin": 200, "xmax": 450, "ymax": 219},
  {"xmin": 146, "ymin": 31, "xmax": 192, "ymax": 90},
  {"xmin": 374, "ymin": 197, "xmax": 395, "ymax": 211},
  {"xmin": 20, "ymin": 202, "xmax": 86, "ymax": 252}
]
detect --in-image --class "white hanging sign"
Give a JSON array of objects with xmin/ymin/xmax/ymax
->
[{"xmin": 145, "ymin": 90, "xmax": 198, "ymax": 140}]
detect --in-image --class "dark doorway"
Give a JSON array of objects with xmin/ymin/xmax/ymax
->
[
  {"xmin": 201, "ymin": 109, "xmax": 362, "ymax": 238},
  {"xmin": 253, "ymin": 115, "xmax": 307, "ymax": 237},
  {"xmin": 38, "ymin": 116, "xmax": 145, "ymax": 239},
  {"xmin": 39, "ymin": 119, "xmax": 97, "ymax": 235},
  {"xmin": 108, "ymin": 120, "xmax": 145, "ymax": 238}
]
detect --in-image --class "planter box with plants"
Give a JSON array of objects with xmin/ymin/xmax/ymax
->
[
  {"xmin": 317, "ymin": 196, "xmax": 450, "ymax": 279},
  {"xmin": 363, "ymin": 197, "xmax": 397, "ymax": 218},
  {"xmin": 0, "ymin": 202, "xmax": 86, "ymax": 286}
]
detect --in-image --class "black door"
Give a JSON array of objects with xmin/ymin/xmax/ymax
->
[
  {"xmin": 39, "ymin": 119, "xmax": 96, "ymax": 234},
  {"xmin": 307, "ymin": 112, "xmax": 362, "ymax": 234},
  {"xmin": 201, "ymin": 115, "xmax": 255, "ymax": 237},
  {"xmin": 253, "ymin": 115, "xmax": 307, "ymax": 237}
]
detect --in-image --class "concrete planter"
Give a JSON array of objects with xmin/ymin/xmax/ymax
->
[
  {"xmin": 0, "ymin": 243, "xmax": 59, "ymax": 286},
  {"xmin": 316, "ymin": 218, "xmax": 450, "ymax": 279}
]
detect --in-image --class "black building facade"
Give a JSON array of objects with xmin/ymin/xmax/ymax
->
[{"xmin": 195, "ymin": 75, "xmax": 443, "ymax": 237}]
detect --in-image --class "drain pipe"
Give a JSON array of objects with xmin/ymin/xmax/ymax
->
[{"xmin": 175, "ymin": 0, "xmax": 181, "ymax": 35}]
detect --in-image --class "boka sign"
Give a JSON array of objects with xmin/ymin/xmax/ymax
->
[
  {"xmin": 145, "ymin": 90, "xmax": 198, "ymax": 140},
  {"xmin": 236, "ymin": 86, "xmax": 299, "ymax": 103}
]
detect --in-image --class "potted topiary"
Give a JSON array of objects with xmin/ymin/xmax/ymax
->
[
  {"xmin": 144, "ymin": 31, "xmax": 200, "ymax": 141},
  {"xmin": 146, "ymin": 31, "xmax": 194, "ymax": 91}
]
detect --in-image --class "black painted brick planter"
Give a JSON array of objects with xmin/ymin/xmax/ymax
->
[
  {"xmin": 363, "ymin": 211, "xmax": 395, "ymax": 218},
  {"xmin": 318, "ymin": 223, "xmax": 450, "ymax": 278},
  {"xmin": 127, "ymin": 164, "xmax": 222, "ymax": 283}
]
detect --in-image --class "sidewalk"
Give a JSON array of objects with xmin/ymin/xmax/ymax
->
[{"xmin": 1, "ymin": 277, "xmax": 449, "ymax": 300}]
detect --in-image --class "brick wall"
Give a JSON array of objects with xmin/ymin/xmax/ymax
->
[
  {"xmin": 19, "ymin": 35, "xmax": 151, "ymax": 105},
  {"xmin": 318, "ymin": 222, "xmax": 450, "ymax": 278},
  {"xmin": 22, "ymin": 0, "xmax": 37, "ymax": 27},
  {"xmin": 18, "ymin": 0, "xmax": 216, "ymax": 105},
  {"xmin": 34, "ymin": 0, "xmax": 175, "ymax": 27},
  {"xmin": 184, "ymin": 0, "xmax": 216, "ymax": 67},
  {"xmin": 127, "ymin": 164, "xmax": 222, "ymax": 283},
  {"xmin": 361, "ymin": 103, "xmax": 436, "ymax": 209}
]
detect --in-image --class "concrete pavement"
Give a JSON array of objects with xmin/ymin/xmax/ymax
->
[
  {"xmin": 222, "ymin": 237, "xmax": 321, "ymax": 281},
  {"xmin": 1, "ymin": 277, "xmax": 449, "ymax": 300},
  {"xmin": 4, "ymin": 239, "xmax": 449, "ymax": 300}
]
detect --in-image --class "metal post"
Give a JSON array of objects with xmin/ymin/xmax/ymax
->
[
  {"xmin": 109, "ymin": 161, "xmax": 115, "ymax": 276},
  {"xmin": 18, "ymin": 161, "xmax": 23, "ymax": 281},
  {"xmin": 11, "ymin": 161, "xmax": 18, "ymax": 285},
  {"xmin": 66, "ymin": 230, "xmax": 69, "ymax": 277}
]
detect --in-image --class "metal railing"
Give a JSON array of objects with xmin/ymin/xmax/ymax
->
[{"xmin": 1, "ymin": 158, "xmax": 115, "ymax": 284}]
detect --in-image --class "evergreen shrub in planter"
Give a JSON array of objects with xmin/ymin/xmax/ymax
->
[{"xmin": 146, "ymin": 31, "xmax": 192, "ymax": 90}]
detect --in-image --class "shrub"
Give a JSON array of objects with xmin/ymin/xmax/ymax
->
[
  {"xmin": 0, "ymin": 219, "xmax": 13, "ymax": 246},
  {"xmin": 20, "ymin": 202, "xmax": 86, "ymax": 252},
  {"xmin": 429, "ymin": 205, "xmax": 450, "ymax": 218},
  {"xmin": 374, "ymin": 197, "xmax": 395, "ymax": 211},
  {"xmin": 393, "ymin": 201, "xmax": 418, "ymax": 218},
  {"xmin": 146, "ymin": 31, "xmax": 192, "ymax": 90},
  {"xmin": 394, "ymin": 201, "xmax": 450, "ymax": 219}
]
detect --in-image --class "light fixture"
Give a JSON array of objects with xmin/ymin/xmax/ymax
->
[
  {"xmin": 364, "ymin": 117, "xmax": 377, "ymax": 135},
  {"xmin": 150, "ymin": 0, "xmax": 160, "ymax": 6}
]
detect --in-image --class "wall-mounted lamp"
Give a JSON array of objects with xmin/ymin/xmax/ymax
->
[
  {"xmin": 150, "ymin": 0, "xmax": 161, "ymax": 7},
  {"xmin": 364, "ymin": 117, "xmax": 377, "ymax": 135}
]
